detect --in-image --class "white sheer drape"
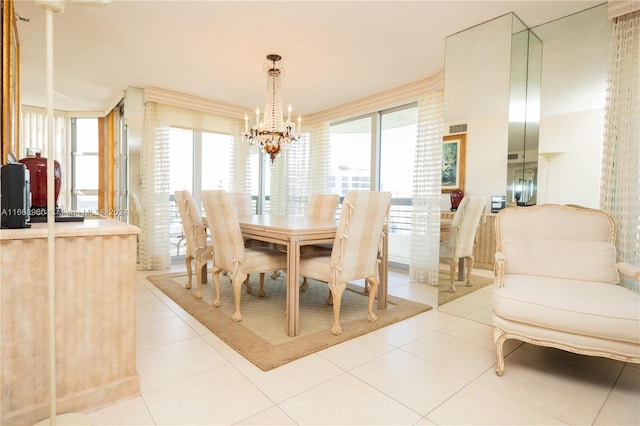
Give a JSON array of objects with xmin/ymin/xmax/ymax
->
[
  {"xmin": 410, "ymin": 90, "xmax": 444, "ymax": 285},
  {"xmin": 268, "ymin": 152, "xmax": 286, "ymax": 214},
  {"xmin": 21, "ymin": 108, "xmax": 71, "ymax": 210},
  {"xmin": 600, "ymin": 9, "xmax": 640, "ymax": 291},
  {"xmin": 308, "ymin": 123, "xmax": 331, "ymax": 194},
  {"xmin": 138, "ymin": 102, "xmax": 171, "ymax": 270},
  {"xmin": 268, "ymin": 133, "xmax": 310, "ymax": 215},
  {"xmin": 230, "ymin": 118, "xmax": 252, "ymax": 193}
]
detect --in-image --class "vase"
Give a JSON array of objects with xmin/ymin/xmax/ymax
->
[
  {"xmin": 19, "ymin": 152, "xmax": 61, "ymax": 216},
  {"xmin": 450, "ymin": 189, "xmax": 464, "ymax": 211}
]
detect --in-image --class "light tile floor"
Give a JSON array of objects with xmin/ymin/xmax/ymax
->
[{"xmin": 88, "ymin": 265, "xmax": 640, "ymax": 425}]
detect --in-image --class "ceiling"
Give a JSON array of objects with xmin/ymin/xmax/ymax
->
[{"xmin": 14, "ymin": 0, "xmax": 603, "ymax": 116}]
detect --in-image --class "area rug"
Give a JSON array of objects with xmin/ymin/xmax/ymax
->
[
  {"xmin": 147, "ymin": 271, "xmax": 431, "ymax": 371},
  {"xmin": 437, "ymin": 272, "xmax": 494, "ymax": 306}
]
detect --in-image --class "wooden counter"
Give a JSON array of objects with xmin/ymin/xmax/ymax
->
[{"xmin": 0, "ymin": 219, "xmax": 140, "ymax": 425}]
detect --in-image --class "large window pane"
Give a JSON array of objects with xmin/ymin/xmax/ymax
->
[
  {"xmin": 75, "ymin": 118, "xmax": 99, "ymax": 152},
  {"xmin": 329, "ymin": 117, "xmax": 371, "ymax": 197},
  {"xmin": 74, "ymin": 155, "xmax": 99, "ymax": 189},
  {"xmin": 380, "ymin": 105, "xmax": 418, "ymax": 265},
  {"xmin": 201, "ymin": 132, "xmax": 232, "ymax": 190},
  {"xmin": 73, "ymin": 117, "xmax": 99, "ymax": 212}
]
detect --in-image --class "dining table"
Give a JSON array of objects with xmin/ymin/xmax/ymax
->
[{"xmin": 237, "ymin": 214, "xmax": 389, "ymax": 337}]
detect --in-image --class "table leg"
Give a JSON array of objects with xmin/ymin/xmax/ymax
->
[
  {"xmin": 377, "ymin": 227, "xmax": 388, "ymax": 309},
  {"xmin": 285, "ymin": 236, "xmax": 301, "ymax": 337},
  {"xmin": 458, "ymin": 258, "xmax": 464, "ymax": 281}
]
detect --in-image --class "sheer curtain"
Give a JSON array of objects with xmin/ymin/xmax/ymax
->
[
  {"xmin": 600, "ymin": 7, "xmax": 640, "ymax": 291},
  {"xmin": 308, "ymin": 122, "xmax": 331, "ymax": 195},
  {"xmin": 410, "ymin": 89, "xmax": 444, "ymax": 285},
  {"xmin": 21, "ymin": 107, "xmax": 71, "ymax": 210},
  {"xmin": 230, "ymin": 118, "xmax": 252, "ymax": 193},
  {"xmin": 269, "ymin": 132, "xmax": 310, "ymax": 215},
  {"xmin": 138, "ymin": 101, "xmax": 171, "ymax": 270}
]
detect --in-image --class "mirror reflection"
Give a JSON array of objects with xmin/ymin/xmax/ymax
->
[
  {"xmin": 441, "ymin": 4, "xmax": 610, "ymax": 312},
  {"xmin": 507, "ymin": 21, "xmax": 542, "ymax": 206}
]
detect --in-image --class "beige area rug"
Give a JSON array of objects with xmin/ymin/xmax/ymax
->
[
  {"xmin": 437, "ymin": 272, "xmax": 494, "ymax": 306},
  {"xmin": 147, "ymin": 271, "xmax": 431, "ymax": 371}
]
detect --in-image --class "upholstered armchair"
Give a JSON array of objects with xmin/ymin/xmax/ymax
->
[
  {"xmin": 439, "ymin": 196, "xmax": 486, "ymax": 292},
  {"xmin": 174, "ymin": 190, "xmax": 214, "ymax": 298},
  {"xmin": 200, "ymin": 190, "xmax": 287, "ymax": 322},
  {"xmin": 492, "ymin": 204, "xmax": 640, "ymax": 376},
  {"xmin": 299, "ymin": 190, "xmax": 391, "ymax": 335}
]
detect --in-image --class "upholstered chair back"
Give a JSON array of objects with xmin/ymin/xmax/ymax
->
[
  {"xmin": 497, "ymin": 204, "xmax": 615, "ymax": 246},
  {"xmin": 306, "ymin": 194, "xmax": 340, "ymax": 219},
  {"xmin": 496, "ymin": 204, "xmax": 618, "ymax": 282},
  {"xmin": 228, "ymin": 192, "xmax": 254, "ymax": 216},
  {"xmin": 445, "ymin": 196, "xmax": 485, "ymax": 258},
  {"xmin": 201, "ymin": 190, "xmax": 247, "ymax": 273},
  {"xmin": 330, "ymin": 190, "xmax": 391, "ymax": 282},
  {"xmin": 174, "ymin": 190, "xmax": 208, "ymax": 255}
]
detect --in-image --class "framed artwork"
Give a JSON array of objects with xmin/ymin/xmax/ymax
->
[
  {"xmin": 2, "ymin": 0, "xmax": 21, "ymax": 164},
  {"xmin": 441, "ymin": 134, "xmax": 466, "ymax": 193}
]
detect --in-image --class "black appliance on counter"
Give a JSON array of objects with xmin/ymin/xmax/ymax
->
[{"xmin": 1, "ymin": 163, "xmax": 31, "ymax": 229}]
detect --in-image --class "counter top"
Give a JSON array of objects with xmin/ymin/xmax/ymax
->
[{"xmin": 0, "ymin": 218, "xmax": 139, "ymax": 240}]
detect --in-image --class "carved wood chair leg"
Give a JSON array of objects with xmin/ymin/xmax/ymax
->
[
  {"xmin": 465, "ymin": 255, "xmax": 475, "ymax": 286},
  {"xmin": 185, "ymin": 255, "xmax": 193, "ymax": 289},
  {"xmin": 449, "ymin": 259, "xmax": 457, "ymax": 292},
  {"xmin": 330, "ymin": 283, "xmax": 346, "ymax": 335},
  {"xmin": 494, "ymin": 327, "xmax": 507, "ymax": 376},
  {"xmin": 211, "ymin": 266, "xmax": 223, "ymax": 307},
  {"xmin": 231, "ymin": 274, "xmax": 246, "ymax": 322},
  {"xmin": 365, "ymin": 277, "xmax": 379, "ymax": 322}
]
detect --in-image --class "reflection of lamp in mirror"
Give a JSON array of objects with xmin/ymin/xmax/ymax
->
[{"xmin": 540, "ymin": 152, "xmax": 563, "ymax": 203}]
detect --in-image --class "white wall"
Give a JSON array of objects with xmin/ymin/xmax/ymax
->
[{"xmin": 538, "ymin": 109, "xmax": 604, "ymax": 207}]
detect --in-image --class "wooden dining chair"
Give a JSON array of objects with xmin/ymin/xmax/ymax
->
[
  {"xmin": 299, "ymin": 193, "xmax": 340, "ymax": 291},
  {"xmin": 200, "ymin": 190, "xmax": 287, "ymax": 321},
  {"xmin": 174, "ymin": 190, "xmax": 214, "ymax": 299},
  {"xmin": 298, "ymin": 190, "xmax": 391, "ymax": 335},
  {"xmin": 439, "ymin": 196, "xmax": 485, "ymax": 292},
  {"xmin": 227, "ymin": 192, "xmax": 270, "ymax": 296}
]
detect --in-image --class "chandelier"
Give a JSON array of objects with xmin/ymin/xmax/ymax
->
[{"xmin": 243, "ymin": 54, "xmax": 300, "ymax": 162}]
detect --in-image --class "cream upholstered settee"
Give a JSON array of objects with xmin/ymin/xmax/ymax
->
[{"xmin": 492, "ymin": 204, "xmax": 640, "ymax": 376}]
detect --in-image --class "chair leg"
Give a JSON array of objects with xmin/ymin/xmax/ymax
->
[
  {"xmin": 244, "ymin": 275, "xmax": 252, "ymax": 294},
  {"xmin": 449, "ymin": 259, "xmax": 457, "ymax": 292},
  {"xmin": 211, "ymin": 265, "xmax": 223, "ymax": 307},
  {"xmin": 195, "ymin": 259, "xmax": 207, "ymax": 299},
  {"xmin": 365, "ymin": 277, "xmax": 379, "ymax": 323},
  {"xmin": 184, "ymin": 255, "xmax": 193, "ymax": 289},
  {"xmin": 329, "ymin": 282, "xmax": 346, "ymax": 335},
  {"xmin": 494, "ymin": 326, "xmax": 507, "ymax": 376},
  {"xmin": 465, "ymin": 255, "xmax": 475, "ymax": 287},
  {"xmin": 231, "ymin": 273, "xmax": 247, "ymax": 322}
]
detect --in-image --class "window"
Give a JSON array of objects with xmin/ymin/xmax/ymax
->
[
  {"xmin": 168, "ymin": 127, "xmax": 233, "ymax": 257},
  {"xmin": 328, "ymin": 103, "xmax": 418, "ymax": 266},
  {"xmin": 72, "ymin": 117, "xmax": 99, "ymax": 212},
  {"xmin": 328, "ymin": 116, "xmax": 372, "ymax": 197},
  {"xmin": 380, "ymin": 105, "xmax": 418, "ymax": 265}
]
